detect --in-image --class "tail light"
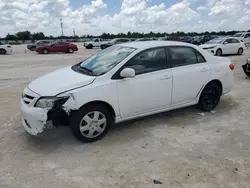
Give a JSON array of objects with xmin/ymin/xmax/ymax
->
[
  {"xmin": 229, "ymin": 64, "xmax": 235, "ymax": 70},
  {"xmin": 7, "ymin": 45, "xmax": 11, "ymax": 48}
]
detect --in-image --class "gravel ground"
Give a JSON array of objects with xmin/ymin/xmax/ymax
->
[{"xmin": 0, "ymin": 43, "xmax": 250, "ymax": 188}]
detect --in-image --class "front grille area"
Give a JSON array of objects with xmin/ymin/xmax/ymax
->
[
  {"xmin": 22, "ymin": 94, "xmax": 35, "ymax": 105},
  {"xmin": 24, "ymin": 95, "xmax": 34, "ymax": 100}
]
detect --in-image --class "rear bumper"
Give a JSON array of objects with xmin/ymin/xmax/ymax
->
[{"xmin": 220, "ymin": 72, "xmax": 234, "ymax": 95}]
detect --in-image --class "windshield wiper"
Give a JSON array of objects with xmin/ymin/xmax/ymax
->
[{"xmin": 78, "ymin": 65, "xmax": 94, "ymax": 75}]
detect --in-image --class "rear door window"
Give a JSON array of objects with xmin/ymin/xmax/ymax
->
[{"xmin": 169, "ymin": 46, "xmax": 206, "ymax": 68}]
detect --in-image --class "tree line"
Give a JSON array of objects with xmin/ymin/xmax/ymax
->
[{"xmin": 2, "ymin": 30, "xmax": 250, "ymax": 41}]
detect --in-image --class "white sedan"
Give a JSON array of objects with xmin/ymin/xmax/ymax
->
[
  {"xmin": 20, "ymin": 41, "xmax": 234, "ymax": 142},
  {"xmin": 0, "ymin": 44, "xmax": 12, "ymax": 55},
  {"xmin": 200, "ymin": 37, "xmax": 246, "ymax": 56}
]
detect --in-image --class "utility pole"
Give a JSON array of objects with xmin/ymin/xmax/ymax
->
[
  {"xmin": 73, "ymin": 28, "xmax": 76, "ymax": 37},
  {"xmin": 60, "ymin": 18, "xmax": 64, "ymax": 37}
]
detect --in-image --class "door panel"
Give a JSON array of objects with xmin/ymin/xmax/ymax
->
[
  {"xmin": 171, "ymin": 63, "xmax": 210, "ymax": 106},
  {"xmin": 222, "ymin": 39, "xmax": 234, "ymax": 54},
  {"xmin": 168, "ymin": 46, "xmax": 211, "ymax": 106},
  {"xmin": 117, "ymin": 70, "xmax": 172, "ymax": 118},
  {"xmin": 116, "ymin": 47, "xmax": 172, "ymax": 118}
]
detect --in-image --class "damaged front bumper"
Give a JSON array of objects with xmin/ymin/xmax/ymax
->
[
  {"xmin": 21, "ymin": 99, "xmax": 49, "ymax": 135},
  {"xmin": 20, "ymin": 88, "xmax": 71, "ymax": 135}
]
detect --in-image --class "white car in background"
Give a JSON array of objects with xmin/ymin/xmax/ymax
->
[
  {"xmin": 200, "ymin": 37, "xmax": 246, "ymax": 56},
  {"xmin": 21, "ymin": 41, "xmax": 234, "ymax": 142},
  {"xmin": 83, "ymin": 38, "xmax": 108, "ymax": 49},
  {"xmin": 0, "ymin": 44, "xmax": 12, "ymax": 55},
  {"xmin": 233, "ymin": 32, "xmax": 250, "ymax": 44}
]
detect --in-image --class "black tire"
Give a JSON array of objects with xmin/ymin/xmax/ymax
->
[
  {"xmin": 70, "ymin": 104, "xmax": 112, "ymax": 143},
  {"xmin": 43, "ymin": 49, "xmax": 49, "ymax": 54},
  {"xmin": 31, "ymin": 47, "xmax": 36, "ymax": 51},
  {"xmin": 0, "ymin": 48, "xmax": 7, "ymax": 55},
  {"xmin": 198, "ymin": 82, "xmax": 221, "ymax": 111},
  {"xmin": 215, "ymin": 49, "xmax": 222, "ymax": 56},
  {"xmin": 68, "ymin": 48, "xmax": 74, "ymax": 53},
  {"xmin": 238, "ymin": 48, "xmax": 243, "ymax": 55},
  {"xmin": 87, "ymin": 44, "xmax": 93, "ymax": 49}
]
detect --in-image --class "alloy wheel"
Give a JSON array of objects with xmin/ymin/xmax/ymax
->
[{"xmin": 79, "ymin": 111, "xmax": 107, "ymax": 138}]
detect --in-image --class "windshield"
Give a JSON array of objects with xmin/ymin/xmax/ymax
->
[
  {"xmin": 79, "ymin": 46, "xmax": 136, "ymax": 76},
  {"xmin": 233, "ymin": 33, "xmax": 243, "ymax": 37},
  {"xmin": 206, "ymin": 39, "xmax": 224, "ymax": 44}
]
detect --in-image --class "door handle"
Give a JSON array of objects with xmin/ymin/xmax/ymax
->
[
  {"xmin": 200, "ymin": 68, "xmax": 209, "ymax": 72},
  {"xmin": 160, "ymin": 75, "xmax": 171, "ymax": 80}
]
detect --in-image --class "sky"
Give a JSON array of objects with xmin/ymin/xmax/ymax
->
[{"xmin": 0, "ymin": 0, "xmax": 250, "ymax": 37}]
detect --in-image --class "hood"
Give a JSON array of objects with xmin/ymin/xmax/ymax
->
[
  {"xmin": 28, "ymin": 66, "xmax": 96, "ymax": 96},
  {"xmin": 199, "ymin": 44, "xmax": 218, "ymax": 49}
]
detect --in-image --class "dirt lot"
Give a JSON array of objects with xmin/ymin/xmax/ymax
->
[{"xmin": 0, "ymin": 43, "xmax": 250, "ymax": 188}]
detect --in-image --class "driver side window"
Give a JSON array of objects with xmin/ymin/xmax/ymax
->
[
  {"xmin": 123, "ymin": 48, "xmax": 167, "ymax": 75},
  {"xmin": 224, "ymin": 39, "xmax": 232, "ymax": 43}
]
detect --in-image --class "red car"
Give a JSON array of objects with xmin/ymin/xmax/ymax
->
[{"xmin": 36, "ymin": 41, "xmax": 78, "ymax": 54}]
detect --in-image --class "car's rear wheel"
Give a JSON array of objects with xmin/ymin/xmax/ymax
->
[
  {"xmin": 70, "ymin": 104, "xmax": 112, "ymax": 143},
  {"xmin": 68, "ymin": 48, "xmax": 74, "ymax": 53},
  {"xmin": 215, "ymin": 49, "xmax": 222, "ymax": 56},
  {"xmin": 198, "ymin": 82, "xmax": 221, "ymax": 111},
  {"xmin": 43, "ymin": 49, "xmax": 49, "ymax": 54},
  {"xmin": 0, "ymin": 48, "xmax": 7, "ymax": 55},
  {"xmin": 238, "ymin": 48, "xmax": 243, "ymax": 55}
]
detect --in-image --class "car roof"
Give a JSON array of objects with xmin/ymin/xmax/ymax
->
[{"xmin": 117, "ymin": 41, "xmax": 196, "ymax": 50}]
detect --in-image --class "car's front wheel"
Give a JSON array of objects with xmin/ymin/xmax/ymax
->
[
  {"xmin": 215, "ymin": 49, "xmax": 222, "ymax": 56},
  {"xmin": 68, "ymin": 48, "xmax": 74, "ymax": 53},
  {"xmin": 0, "ymin": 48, "xmax": 7, "ymax": 55},
  {"xmin": 86, "ymin": 44, "xmax": 93, "ymax": 49},
  {"xmin": 198, "ymin": 82, "xmax": 221, "ymax": 111},
  {"xmin": 43, "ymin": 49, "xmax": 49, "ymax": 54},
  {"xmin": 70, "ymin": 104, "xmax": 112, "ymax": 142}
]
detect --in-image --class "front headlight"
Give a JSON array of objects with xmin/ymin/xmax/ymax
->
[
  {"xmin": 35, "ymin": 97, "xmax": 69, "ymax": 109},
  {"xmin": 206, "ymin": 46, "xmax": 217, "ymax": 49}
]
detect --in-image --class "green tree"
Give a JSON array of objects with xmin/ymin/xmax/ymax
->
[
  {"xmin": 16, "ymin": 31, "xmax": 31, "ymax": 42},
  {"xmin": 32, "ymin": 32, "xmax": 45, "ymax": 40},
  {"xmin": 5, "ymin": 33, "xmax": 17, "ymax": 41}
]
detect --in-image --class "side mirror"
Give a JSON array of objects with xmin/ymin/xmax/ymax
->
[
  {"xmin": 120, "ymin": 68, "xmax": 135, "ymax": 78},
  {"xmin": 223, "ymin": 42, "xmax": 228, "ymax": 44}
]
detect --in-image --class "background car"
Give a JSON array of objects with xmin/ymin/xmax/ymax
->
[
  {"xmin": 83, "ymin": 38, "xmax": 107, "ymax": 49},
  {"xmin": 135, "ymin": 38, "xmax": 154, "ymax": 42},
  {"xmin": 162, "ymin": 36, "xmax": 182, "ymax": 41},
  {"xmin": 100, "ymin": 38, "xmax": 130, "ymax": 49},
  {"xmin": 233, "ymin": 32, "xmax": 250, "ymax": 44},
  {"xmin": 27, "ymin": 40, "xmax": 51, "ymax": 51},
  {"xmin": 191, "ymin": 35, "xmax": 216, "ymax": 45},
  {"xmin": 200, "ymin": 37, "xmax": 246, "ymax": 56},
  {"xmin": 242, "ymin": 55, "xmax": 250, "ymax": 77},
  {"xmin": 36, "ymin": 41, "xmax": 78, "ymax": 54},
  {"xmin": 21, "ymin": 41, "xmax": 234, "ymax": 142},
  {"xmin": 0, "ymin": 44, "xmax": 12, "ymax": 55}
]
